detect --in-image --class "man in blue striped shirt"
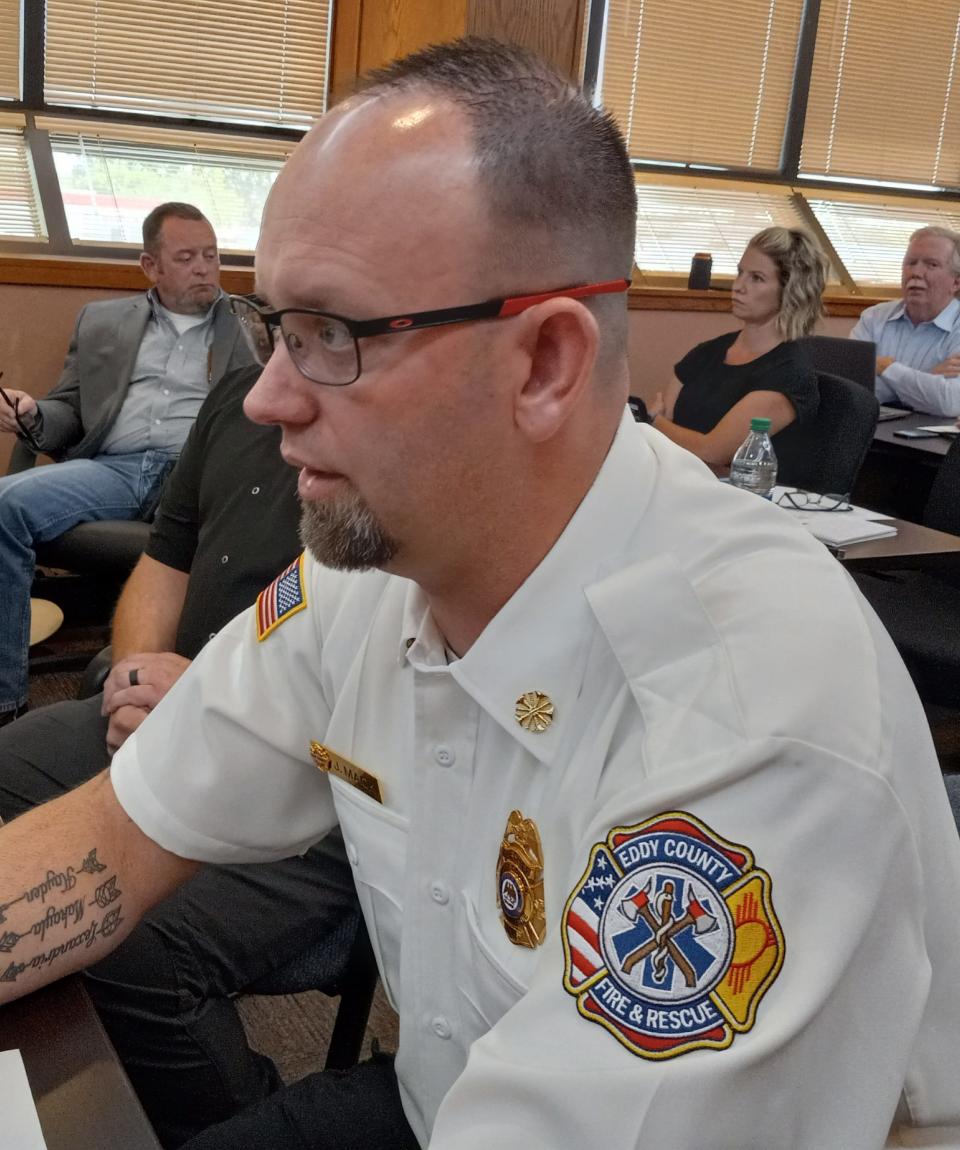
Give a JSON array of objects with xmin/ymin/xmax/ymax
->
[{"xmin": 850, "ymin": 226, "xmax": 960, "ymax": 417}]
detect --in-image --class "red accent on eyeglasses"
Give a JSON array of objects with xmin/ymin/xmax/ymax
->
[
  {"xmin": 497, "ymin": 278, "xmax": 630, "ymax": 318},
  {"xmin": 389, "ymin": 317, "xmax": 415, "ymax": 329}
]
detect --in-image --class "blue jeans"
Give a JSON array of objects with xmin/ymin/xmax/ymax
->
[{"xmin": 0, "ymin": 450, "xmax": 174, "ymax": 713}]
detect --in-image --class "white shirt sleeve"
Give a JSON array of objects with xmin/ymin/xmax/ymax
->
[
  {"xmin": 110, "ymin": 567, "xmax": 339, "ymax": 864},
  {"xmin": 877, "ymin": 361, "xmax": 960, "ymax": 416}
]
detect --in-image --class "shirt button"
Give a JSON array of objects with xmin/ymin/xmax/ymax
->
[
  {"xmin": 251, "ymin": 486, "xmax": 260, "ymax": 495},
  {"xmin": 220, "ymin": 555, "xmax": 229, "ymax": 564},
  {"xmin": 431, "ymin": 1015, "xmax": 452, "ymax": 1040},
  {"xmin": 347, "ymin": 843, "xmax": 359, "ymax": 866},
  {"xmin": 434, "ymin": 744, "xmax": 455, "ymax": 767},
  {"xmin": 430, "ymin": 880, "xmax": 449, "ymax": 905},
  {"xmin": 208, "ymin": 632, "xmax": 216, "ymax": 640},
  {"xmin": 163, "ymin": 389, "xmax": 170, "ymax": 396},
  {"xmin": 154, "ymin": 418, "xmax": 161, "ymax": 424}
]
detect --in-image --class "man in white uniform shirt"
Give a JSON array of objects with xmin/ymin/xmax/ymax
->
[
  {"xmin": 850, "ymin": 226, "xmax": 960, "ymax": 415},
  {"xmin": 0, "ymin": 40, "xmax": 958, "ymax": 1150}
]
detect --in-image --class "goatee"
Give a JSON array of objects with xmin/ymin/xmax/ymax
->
[{"xmin": 299, "ymin": 491, "xmax": 398, "ymax": 570}]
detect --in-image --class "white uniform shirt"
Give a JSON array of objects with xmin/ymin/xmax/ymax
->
[{"xmin": 111, "ymin": 416, "xmax": 960, "ymax": 1149}]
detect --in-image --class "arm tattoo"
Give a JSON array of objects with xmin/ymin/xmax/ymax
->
[{"xmin": 0, "ymin": 849, "xmax": 124, "ymax": 985}]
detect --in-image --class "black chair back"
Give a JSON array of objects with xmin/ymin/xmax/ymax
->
[
  {"xmin": 776, "ymin": 371, "xmax": 879, "ymax": 494},
  {"xmin": 796, "ymin": 335, "xmax": 877, "ymax": 391},
  {"xmin": 924, "ymin": 437, "xmax": 960, "ymax": 535}
]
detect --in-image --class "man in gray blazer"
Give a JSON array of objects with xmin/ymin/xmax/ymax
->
[{"xmin": 0, "ymin": 201, "xmax": 254, "ymax": 726}]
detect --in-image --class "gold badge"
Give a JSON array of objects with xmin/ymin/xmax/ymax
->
[
  {"xmin": 515, "ymin": 691, "xmax": 554, "ymax": 732},
  {"xmin": 309, "ymin": 742, "xmax": 383, "ymax": 804},
  {"xmin": 497, "ymin": 809, "xmax": 546, "ymax": 947}
]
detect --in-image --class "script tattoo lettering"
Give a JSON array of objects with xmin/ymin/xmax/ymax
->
[
  {"xmin": 0, "ymin": 847, "xmax": 106, "ymax": 923},
  {"xmin": 0, "ymin": 848, "xmax": 125, "ymax": 985},
  {"xmin": 0, "ymin": 897, "xmax": 86, "ymax": 950},
  {"xmin": 0, "ymin": 906, "xmax": 125, "ymax": 983}
]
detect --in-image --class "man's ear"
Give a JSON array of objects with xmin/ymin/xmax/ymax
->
[
  {"xmin": 514, "ymin": 300, "xmax": 599, "ymax": 443},
  {"xmin": 139, "ymin": 251, "xmax": 159, "ymax": 286}
]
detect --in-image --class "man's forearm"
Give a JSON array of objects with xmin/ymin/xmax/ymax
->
[
  {"xmin": 0, "ymin": 772, "xmax": 197, "ymax": 1004},
  {"xmin": 111, "ymin": 554, "xmax": 189, "ymax": 660}
]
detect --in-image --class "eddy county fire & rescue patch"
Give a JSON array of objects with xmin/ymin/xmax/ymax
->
[{"xmin": 561, "ymin": 811, "xmax": 783, "ymax": 1059}]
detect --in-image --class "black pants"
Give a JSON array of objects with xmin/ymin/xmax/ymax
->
[{"xmin": 0, "ymin": 696, "xmax": 416, "ymax": 1149}]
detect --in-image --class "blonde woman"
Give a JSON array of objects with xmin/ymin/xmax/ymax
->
[{"xmin": 648, "ymin": 227, "xmax": 828, "ymax": 468}]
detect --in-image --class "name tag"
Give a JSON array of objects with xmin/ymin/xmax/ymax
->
[{"xmin": 309, "ymin": 741, "xmax": 383, "ymax": 804}]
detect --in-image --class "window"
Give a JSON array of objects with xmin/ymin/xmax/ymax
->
[
  {"xmin": 589, "ymin": 0, "xmax": 960, "ymax": 289},
  {"xmin": 597, "ymin": 0, "xmax": 804, "ymax": 171},
  {"xmin": 0, "ymin": 0, "xmax": 19, "ymax": 102},
  {"xmin": 42, "ymin": 120, "xmax": 291, "ymax": 251},
  {"xmin": 634, "ymin": 178, "xmax": 822, "ymax": 279},
  {"xmin": 0, "ymin": 116, "xmax": 46, "ymax": 239},
  {"xmin": 805, "ymin": 195, "xmax": 960, "ymax": 286},
  {"xmin": 44, "ymin": 0, "xmax": 331, "ymax": 130},
  {"xmin": 802, "ymin": 0, "xmax": 960, "ymax": 188},
  {"xmin": 1, "ymin": 0, "xmax": 333, "ymax": 257}
]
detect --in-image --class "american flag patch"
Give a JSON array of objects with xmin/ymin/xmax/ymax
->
[{"xmin": 256, "ymin": 554, "xmax": 307, "ymax": 641}]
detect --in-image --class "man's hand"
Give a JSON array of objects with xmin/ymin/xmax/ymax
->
[
  {"xmin": 101, "ymin": 652, "xmax": 191, "ymax": 754},
  {"xmin": 930, "ymin": 354, "xmax": 960, "ymax": 377},
  {"xmin": 876, "ymin": 356, "xmax": 896, "ymax": 374},
  {"xmin": 0, "ymin": 388, "xmax": 37, "ymax": 434}
]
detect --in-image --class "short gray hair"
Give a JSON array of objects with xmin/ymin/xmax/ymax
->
[{"xmin": 908, "ymin": 226, "xmax": 960, "ymax": 275}]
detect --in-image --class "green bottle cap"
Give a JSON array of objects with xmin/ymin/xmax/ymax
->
[{"xmin": 750, "ymin": 417, "xmax": 772, "ymax": 432}]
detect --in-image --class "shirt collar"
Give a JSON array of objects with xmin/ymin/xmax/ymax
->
[
  {"xmin": 402, "ymin": 411, "xmax": 658, "ymax": 764},
  {"xmin": 888, "ymin": 296, "xmax": 960, "ymax": 331},
  {"xmin": 146, "ymin": 287, "xmax": 224, "ymax": 326}
]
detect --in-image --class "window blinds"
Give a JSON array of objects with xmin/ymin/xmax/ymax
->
[
  {"xmin": 802, "ymin": 0, "xmax": 960, "ymax": 188},
  {"xmin": 0, "ymin": 115, "xmax": 45, "ymax": 239},
  {"xmin": 633, "ymin": 179, "xmax": 818, "ymax": 276},
  {"xmin": 0, "ymin": 0, "xmax": 20, "ymax": 101},
  {"xmin": 598, "ymin": 0, "xmax": 804, "ymax": 170},
  {"xmin": 805, "ymin": 195, "xmax": 960, "ymax": 285},
  {"xmin": 44, "ymin": 0, "xmax": 331, "ymax": 130}
]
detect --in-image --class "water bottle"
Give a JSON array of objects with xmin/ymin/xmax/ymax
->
[{"xmin": 729, "ymin": 417, "xmax": 777, "ymax": 498}]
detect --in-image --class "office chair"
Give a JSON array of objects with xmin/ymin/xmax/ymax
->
[
  {"xmin": 852, "ymin": 438, "xmax": 960, "ymax": 709},
  {"xmin": 76, "ymin": 647, "xmax": 378, "ymax": 1069},
  {"xmin": 6, "ymin": 439, "xmax": 151, "ymax": 577},
  {"xmin": 776, "ymin": 372, "xmax": 879, "ymax": 495},
  {"xmin": 796, "ymin": 335, "xmax": 877, "ymax": 391}
]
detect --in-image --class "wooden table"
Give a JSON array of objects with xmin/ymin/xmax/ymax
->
[
  {"xmin": 0, "ymin": 977, "xmax": 160, "ymax": 1150},
  {"xmin": 836, "ymin": 517, "xmax": 960, "ymax": 571}
]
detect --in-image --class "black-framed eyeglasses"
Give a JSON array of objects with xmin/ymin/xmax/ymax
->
[
  {"xmin": 0, "ymin": 377, "xmax": 41, "ymax": 452},
  {"xmin": 776, "ymin": 489, "xmax": 852, "ymax": 512},
  {"xmin": 229, "ymin": 278, "xmax": 631, "ymax": 386}
]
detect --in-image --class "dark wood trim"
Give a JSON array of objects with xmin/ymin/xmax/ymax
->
[
  {"xmin": 627, "ymin": 287, "xmax": 884, "ymax": 317},
  {"xmin": 0, "ymin": 257, "xmax": 880, "ymax": 315},
  {"xmin": 0, "ymin": 256, "xmax": 253, "ymax": 292}
]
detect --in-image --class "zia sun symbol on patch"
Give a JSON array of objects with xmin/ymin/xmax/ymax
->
[{"xmin": 561, "ymin": 811, "xmax": 784, "ymax": 1059}]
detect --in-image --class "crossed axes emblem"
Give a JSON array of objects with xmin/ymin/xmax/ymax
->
[{"xmin": 619, "ymin": 881, "xmax": 717, "ymax": 987}]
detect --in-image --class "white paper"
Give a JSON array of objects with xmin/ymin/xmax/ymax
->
[
  {"xmin": 917, "ymin": 424, "xmax": 960, "ymax": 437},
  {"xmin": 0, "ymin": 1049, "xmax": 48, "ymax": 1149}
]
